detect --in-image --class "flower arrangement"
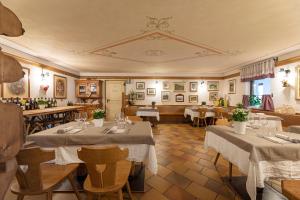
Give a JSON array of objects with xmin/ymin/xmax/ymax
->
[
  {"xmin": 93, "ymin": 109, "xmax": 105, "ymax": 119},
  {"xmin": 249, "ymin": 95, "xmax": 261, "ymax": 106},
  {"xmin": 236, "ymin": 103, "xmax": 244, "ymax": 109},
  {"xmin": 37, "ymin": 99, "xmax": 47, "ymax": 105},
  {"xmin": 232, "ymin": 108, "xmax": 249, "ymax": 122}
]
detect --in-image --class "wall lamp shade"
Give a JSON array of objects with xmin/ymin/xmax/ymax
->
[
  {"xmin": 0, "ymin": 50, "xmax": 24, "ymax": 83},
  {"xmin": 0, "ymin": 2, "xmax": 25, "ymax": 37}
]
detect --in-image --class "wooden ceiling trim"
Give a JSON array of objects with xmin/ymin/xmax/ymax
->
[
  {"xmin": 3, "ymin": 52, "xmax": 80, "ymax": 78},
  {"xmin": 80, "ymin": 76, "xmax": 224, "ymax": 80},
  {"xmin": 275, "ymin": 56, "xmax": 300, "ymax": 67}
]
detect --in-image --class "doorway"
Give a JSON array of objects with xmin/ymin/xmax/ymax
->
[{"xmin": 105, "ymin": 80, "xmax": 125, "ymax": 121}]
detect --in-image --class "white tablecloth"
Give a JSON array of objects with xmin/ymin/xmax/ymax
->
[
  {"xmin": 205, "ymin": 131, "xmax": 300, "ymax": 200},
  {"xmin": 46, "ymin": 143, "xmax": 158, "ymax": 174},
  {"xmin": 184, "ymin": 108, "xmax": 215, "ymax": 121},
  {"xmin": 136, "ymin": 107, "xmax": 160, "ymax": 121}
]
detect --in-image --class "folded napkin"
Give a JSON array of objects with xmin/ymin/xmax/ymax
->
[{"xmin": 57, "ymin": 126, "xmax": 81, "ymax": 134}]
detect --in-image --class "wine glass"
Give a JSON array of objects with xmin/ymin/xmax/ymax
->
[{"xmin": 81, "ymin": 112, "xmax": 88, "ymax": 129}]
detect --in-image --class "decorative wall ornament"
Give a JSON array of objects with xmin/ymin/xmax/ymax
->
[
  {"xmin": 147, "ymin": 88, "xmax": 156, "ymax": 95},
  {"xmin": 136, "ymin": 82, "xmax": 145, "ymax": 90},
  {"xmin": 161, "ymin": 91, "xmax": 170, "ymax": 102},
  {"xmin": 145, "ymin": 50, "xmax": 165, "ymax": 56},
  {"xmin": 189, "ymin": 95, "xmax": 198, "ymax": 103},
  {"xmin": 54, "ymin": 75, "xmax": 67, "ymax": 99},
  {"xmin": 207, "ymin": 81, "xmax": 219, "ymax": 91},
  {"xmin": 136, "ymin": 92, "xmax": 145, "ymax": 100},
  {"xmin": 209, "ymin": 92, "xmax": 219, "ymax": 101},
  {"xmin": 175, "ymin": 94, "xmax": 184, "ymax": 102},
  {"xmin": 174, "ymin": 82, "xmax": 185, "ymax": 92},
  {"xmin": 141, "ymin": 16, "xmax": 173, "ymax": 34},
  {"xmin": 95, "ymin": 49, "xmax": 117, "ymax": 57},
  {"xmin": 228, "ymin": 79, "xmax": 236, "ymax": 94}
]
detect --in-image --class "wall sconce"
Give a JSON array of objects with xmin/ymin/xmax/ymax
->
[
  {"xmin": 280, "ymin": 68, "xmax": 291, "ymax": 87},
  {"xmin": 40, "ymin": 68, "xmax": 50, "ymax": 93},
  {"xmin": 200, "ymin": 81, "xmax": 205, "ymax": 85},
  {"xmin": 41, "ymin": 68, "xmax": 50, "ymax": 80},
  {"xmin": 279, "ymin": 68, "xmax": 291, "ymax": 75}
]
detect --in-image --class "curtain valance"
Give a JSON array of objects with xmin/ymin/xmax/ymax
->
[{"xmin": 240, "ymin": 58, "xmax": 276, "ymax": 82}]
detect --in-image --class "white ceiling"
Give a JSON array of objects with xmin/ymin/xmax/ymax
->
[{"xmin": 1, "ymin": 0, "xmax": 300, "ymax": 76}]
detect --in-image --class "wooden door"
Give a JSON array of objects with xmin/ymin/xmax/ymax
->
[{"xmin": 105, "ymin": 81, "xmax": 124, "ymax": 121}]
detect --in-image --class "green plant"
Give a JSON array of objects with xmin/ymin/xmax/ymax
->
[
  {"xmin": 232, "ymin": 108, "xmax": 249, "ymax": 122},
  {"xmin": 219, "ymin": 97, "xmax": 224, "ymax": 107},
  {"xmin": 93, "ymin": 109, "xmax": 105, "ymax": 119},
  {"xmin": 236, "ymin": 103, "xmax": 243, "ymax": 108},
  {"xmin": 249, "ymin": 95, "xmax": 261, "ymax": 106},
  {"xmin": 37, "ymin": 99, "xmax": 47, "ymax": 105}
]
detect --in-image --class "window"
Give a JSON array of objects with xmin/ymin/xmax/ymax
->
[{"xmin": 250, "ymin": 78, "xmax": 272, "ymax": 107}]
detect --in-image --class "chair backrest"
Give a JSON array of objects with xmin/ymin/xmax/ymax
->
[
  {"xmin": 214, "ymin": 107, "xmax": 225, "ymax": 119},
  {"xmin": 215, "ymin": 118, "xmax": 231, "ymax": 126},
  {"xmin": 15, "ymin": 147, "xmax": 55, "ymax": 191},
  {"xmin": 198, "ymin": 108, "xmax": 208, "ymax": 118},
  {"xmin": 77, "ymin": 146, "xmax": 128, "ymax": 188},
  {"xmin": 127, "ymin": 116, "xmax": 143, "ymax": 122}
]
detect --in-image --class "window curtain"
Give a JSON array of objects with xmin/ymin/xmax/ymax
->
[
  {"xmin": 242, "ymin": 95, "xmax": 249, "ymax": 108},
  {"xmin": 240, "ymin": 58, "xmax": 276, "ymax": 82},
  {"xmin": 261, "ymin": 95, "xmax": 274, "ymax": 111}
]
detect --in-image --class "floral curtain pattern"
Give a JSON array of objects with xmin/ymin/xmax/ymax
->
[{"xmin": 240, "ymin": 58, "xmax": 276, "ymax": 82}]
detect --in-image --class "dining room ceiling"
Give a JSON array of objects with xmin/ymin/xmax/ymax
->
[{"xmin": 1, "ymin": 0, "xmax": 300, "ymax": 75}]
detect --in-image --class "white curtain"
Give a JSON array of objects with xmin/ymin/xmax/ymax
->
[{"xmin": 240, "ymin": 58, "xmax": 275, "ymax": 82}]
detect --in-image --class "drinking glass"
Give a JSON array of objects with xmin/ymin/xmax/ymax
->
[{"xmin": 81, "ymin": 112, "xmax": 88, "ymax": 129}]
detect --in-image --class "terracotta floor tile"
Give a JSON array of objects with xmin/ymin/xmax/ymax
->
[
  {"xmin": 141, "ymin": 189, "xmax": 169, "ymax": 200},
  {"xmin": 164, "ymin": 185, "xmax": 197, "ymax": 200},
  {"xmin": 165, "ymin": 172, "xmax": 192, "ymax": 189},
  {"xmin": 146, "ymin": 175, "xmax": 172, "ymax": 193},
  {"xmin": 201, "ymin": 168, "xmax": 223, "ymax": 183},
  {"xmin": 216, "ymin": 195, "xmax": 234, "ymax": 200},
  {"xmin": 183, "ymin": 161, "xmax": 203, "ymax": 172},
  {"xmin": 157, "ymin": 164, "xmax": 172, "ymax": 178},
  {"xmin": 185, "ymin": 182, "xmax": 218, "ymax": 200},
  {"xmin": 198, "ymin": 159, "xmax": 215, "ymax": 168},
  {"xmin": 184, "ymin": 169, "xmax": 209, "ymax": 186},
  {"xmin": 166, "ymin": 162, "xmax": 189, "ymax": 175},
  {"xmin": 205, "ymin": 179, "xmax": 235, "ymax": 198}
]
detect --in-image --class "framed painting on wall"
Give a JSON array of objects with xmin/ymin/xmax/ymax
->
[
  {"xmin": 189, "ymin": 95, "xmax": 198, "ymax": 103},
  {"xmin": 54, "ymin": 75, "xmax": 67, "ymax": 99},
  {"xmin": 2, "ymin": 67, "xmax": 30, "ymax": 98},
  {"xmin": 189, "ymin": 82, "xmax": 198, "ymax": 92},
  {"xmin": 175, "ymin": 94, "xmax": 184, "ymax": 102},
  {"xmin": 296, "ymin": 66, "xmax": 300, "ymax": 100},
  {"xmin": 161, "ymin": 91, "xmax": 170, "ymax": 102},
  {"xmin": 136, "ymin": 82, "xmax": 145, "ymax": 90},
  {"xmin": 163, "ymin": 81, "xmax": 170, "ymax": 90},
  {"xmin": 209, "ymin": 92, "xmax": 219, "ymax": 101},
  {"xmin": 136, "ymin": 92, "xmax": 145, "ymax": 100},
  {"xmin": 207, "ymin": 81, "xmax": 219, "ymax": 91},
  {"xmin": 174, "ymin": 82, "xmax": 185, "ymax": 92},
  {"xmin": 147, "ymin": 88, "xmax": 156, "ymax": 95},
  {"xmin": 228, "ymin": 79, "xmax": 236, "ymax": 94}
]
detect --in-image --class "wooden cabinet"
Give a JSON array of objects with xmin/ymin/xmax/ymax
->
[{"xmin": 75, "ymin": 80, "xmax": 102, "ymax": 98}]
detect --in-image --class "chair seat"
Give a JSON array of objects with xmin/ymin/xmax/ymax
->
[
  {"xmin": 282, "ymin": 180, "xmax": 300, "ymax": 200},
  {"xmin": 84, "ymin": 160, "xmax": 131, "ymax": 193},
  {"xmin": 11, "ymin": 163, "xmax": 79, "ymax": 195}
]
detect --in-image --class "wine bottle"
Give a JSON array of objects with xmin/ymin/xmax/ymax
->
[{"xmin": 25, "ymin": 99, "xmax": 30, "ymax": 110}]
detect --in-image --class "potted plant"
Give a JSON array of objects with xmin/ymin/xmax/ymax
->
[
  {"xmin": 249, "ymin": 95, "xmax": 261, "ymax": 108},
  {"xmin": 92, "ymin": 109, "xmax": 105, "ymax": 127},
  {"xmin": 232, "ymin": 108, "xmax": 249, "ymax": 134},
  {"xmin": 37, "ymin": 99, "xmax": 47, "ymax": 109}
]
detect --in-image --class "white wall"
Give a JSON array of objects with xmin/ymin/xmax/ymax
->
[
  {"xmin": 21, "ymin": 62, "xmax": 78, "ymax": 106},
  {"xmin": 126, "ymin": 79, "xmax": 225, "ymax": 105}
]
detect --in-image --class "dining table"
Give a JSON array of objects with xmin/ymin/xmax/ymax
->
[
  {"xmin": 136, "ymin": 107, "xmax": 160, "ymax": 121},
  {"xmin": 184, "ymin": 106, "xmax": 215, "ymax": 121},
  {"xmin": 205, "ymin": 124, "xmax": 300, "ymax": 200},
  {"xmin": 26, "ymin": 121, "xmax": 158, "ymax": 175}
]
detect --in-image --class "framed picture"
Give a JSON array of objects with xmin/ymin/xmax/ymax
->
[
  {"xmin": 209, "ymin": 92, "xmax": 219, "ymax": 101},
  {"xmin": 54, "ymin": 75, "xmax": 67, "ymax": 99},
  {"xmin": 90, "ymin": 83, "xmax": 97, "ymax": 93},
  {"xmin": 207, "ymin": 81, "xmax": 219, "ymax": 91},
  {"xmin": 175, "ymin": 94, "xmax": 184, "ymax": 102},
  {"xmin": 189, "ymin": 82, "xmax": 198, "ymax": 92},
  {"xmin": 147, "ymin": 88, "xmax": 156, "ymax": 95},
  {"xmin": 296, "ymin": 66, "xmax": 300, "ymax": 100},
  {"xmin": 2, "ymin": 67, "xmax": 30, "ymax": 98},
  {"xmin": 136, "ymin": 92, "xmax": 145, "ymax": 100},
  {"xmin": 163, "ymin": 81, "xmax": 170, "ymax": 90},
  {"xmin": 136, "ymin": 82, "xmax": 145, "ymax": 90},
  {"xmin": 189, "ymin": 95, "xmax": 198, "ymax": 103},
  {"xmin": 174, "ymin": 82, "xmax": 185, "ymax": 92},
  {"xmin": 228, "ymin": 79, "xmax": 236, "ymax": 94},
  {"xmin": 161, "ymin": 91, "xmax": 170, "ymax": 102}
]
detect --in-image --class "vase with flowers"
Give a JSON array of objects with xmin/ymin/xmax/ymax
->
[
  {"xmin": 92, "ymin": 109, "xmax": 105, "ymax": 127},
  {"xmin": 232, "ymin": 108, "xmax": 249, "ymax": 134}
]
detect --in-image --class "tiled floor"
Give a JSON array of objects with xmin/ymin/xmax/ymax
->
[{"xmin": 5, "ymin": 124, "xmax": 245, "ymax": 200}]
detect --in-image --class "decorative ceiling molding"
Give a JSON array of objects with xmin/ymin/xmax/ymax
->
[{"xmin": 141, "ymin": 16, "xmax": 173, "ymax": 34}]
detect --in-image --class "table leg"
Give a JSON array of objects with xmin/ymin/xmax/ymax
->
[
  {"xmin": 229, "ymin": 162, "xmax": 233, "ymax": 182},
  {"xmin": 214, "ymin": 152, "xmax": 220, "ymax": 165}
]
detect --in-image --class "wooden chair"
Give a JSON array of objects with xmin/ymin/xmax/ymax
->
[
  {"xmin": 77, "ymin": 146, "xmax": 133, "ymax": 200},
  {"xmin": 213, "ymin": 107, "xmax": 226, "ymax": 125},
  {"xmin": 196, "ymin": 108, "xmax": 208, "ymax": 127},
  {"xmin": 215, "ymin": 118, "xmax": 231, "ymax": 126},
  {"xmin": 282, "ymin": 180, "xmax": 300, "ymax": 200},
  {"xmin": 127, "ymin": 116, "xmax": 143, "ymax": 122},
  {"xmin": 10, "ymin": 147, "xmax": 81, "ymax": 200}
]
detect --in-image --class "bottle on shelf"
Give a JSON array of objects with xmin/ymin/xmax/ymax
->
[
  {"xmin": 25, "ymin": 99, "xmax": 30, "ymax": 110},
  {"xmin": 54, "ymin": 99, "xmax": 57, "ymax": 107},
  {"xmin": 16, "ymin": 97, "xmax": 20, "ymax": 107},
  {"xmin": 33, "ymin": 98, "xmax": 38, "ymax": 109}
]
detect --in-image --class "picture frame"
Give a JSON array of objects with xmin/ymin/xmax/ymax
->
[
  {"xmin": 163, "ymin": 81, "xmax": 170, "ymax": 90},
  {"xmin": 136, "ymin": 82, "xmax": 145, "ymax": 90},
  {"xmin": 209, "ymin": 92, "xmax": 219, "ymax": 101},
  {"xmin": 136, "ymin": 92, "xmax": 145, "ymax": 100},
  {"xmin": 147, "ymin": 88, "xmax": 156, "ymax": 95},
  {"xmin": 207, "ymin": 81, "xmax": 219, "ymax": 91},
  {"xmin": 296, "ymin": 66, "xmax": 300, "ymax": 100},
  {"xmin": 2, "ymin": 67, "xmax": 30, "ymax": 98},
  {"xmin": 175, "ymin": 94, "xmax": 184, "ymax": 102},
  {"xmin": 189, "ymin": 82, "xmax": 198, "ymax": 92},
  {"xmin": 189, "ymin": 95, "xmax": 198, "ymax": 103},
  {"xmin": 228, "ymin": 79, "xmax": 236, "ymax": 94},
  {"xmin": 54, "ymin": 75, "xmax": 67, "ymax": 99},
  {"xmin": 161, "ymin": 91, "xmax": 170, "ymax": 102},
  {"xmin": 174, "ymin": 82, "xmax": 185, "ymax": 92}
]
